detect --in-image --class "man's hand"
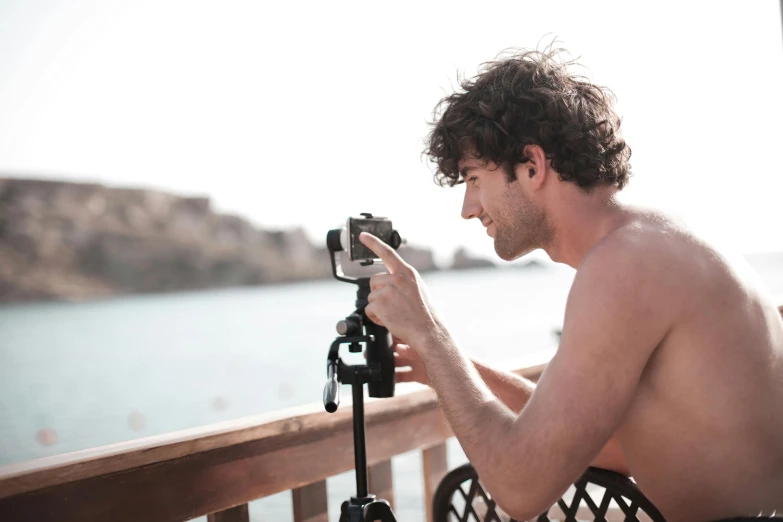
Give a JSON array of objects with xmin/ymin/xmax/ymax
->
[
  {"xmin": 364, "ymin": 335, "xmax": 430, "ymax": 385},
  {"xmin": 358, "ymin": 232, "xmax": 442, "ymax": 349}
]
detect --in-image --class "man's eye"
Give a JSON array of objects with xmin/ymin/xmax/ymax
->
[{"xmin": 468, "ymin": 176, "xmax": 478, "ymax": 185}]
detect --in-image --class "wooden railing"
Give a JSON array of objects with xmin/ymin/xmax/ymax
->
[
  {"xmin": 0, "ymin": 353, "xmax": 552, "ymax": 522},
  {"xmin": 2, "ymin": 303, "xmax": 781, "ymax": 522}
]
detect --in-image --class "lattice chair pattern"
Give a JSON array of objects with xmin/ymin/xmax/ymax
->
[{"xmin": 432, "ymin": 463, "xmax": 666, "ymax": 522}]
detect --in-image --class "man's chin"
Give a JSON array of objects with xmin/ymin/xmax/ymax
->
[
  {"xmin": 493, "ymin": 239, "xmax": 531, "ymax": 262},
  {"xmin": 495, "ymin": 239, "xmax": 522, "ymax": 261}
]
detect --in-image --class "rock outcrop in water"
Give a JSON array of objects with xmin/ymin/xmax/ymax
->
[
  {"xmin": 0, "ymin": 178, "xmax": 438, "ymax": 303},
  {"xmin": 451, "ymin": 247, "xmax": 495, "ymax": 270}
]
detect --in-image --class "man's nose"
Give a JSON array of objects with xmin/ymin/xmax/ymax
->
[{"xmin": 461, "ymin": 189, "xmax": 482, "ymax": 220}]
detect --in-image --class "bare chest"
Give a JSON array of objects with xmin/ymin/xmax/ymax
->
[{"xmin": 613, "ymin": 326, "xmax": 783, "ymax": 520}]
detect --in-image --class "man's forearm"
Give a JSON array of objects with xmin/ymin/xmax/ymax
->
[
  {"xmin": 473, "ymin": 357, "xmax": 630, "ymax": 476},
  {"xmin": 417, "ymin": 329, "xmax": 519, "ymax": 494}
]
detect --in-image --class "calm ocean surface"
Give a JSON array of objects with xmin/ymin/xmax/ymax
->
[{"xmin": 1, "ymin": 259, "xmax": 781, "ymax": 521}]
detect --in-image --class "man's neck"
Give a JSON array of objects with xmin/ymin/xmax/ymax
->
[{"xmin": 542, "ymin": 184, "xmax": 630, "ymax": 269}]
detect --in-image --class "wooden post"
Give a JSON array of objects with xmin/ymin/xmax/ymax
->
[
  {"xmin": 422, "ymin": 442, "xmax": 448, "ymax": 522},
  {"xmin": 207, "ymin": 503, "xmax": 249, "ymax": 522},
  {"xmin": 367, "ymin": 459, "xmax": 395, "ymax": 509},
  {"xmin": 292, "ymin": 480, "xmax": 328, "ymax": 522}
]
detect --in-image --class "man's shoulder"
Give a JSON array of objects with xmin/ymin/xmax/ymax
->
[
  {"xmin": 572, "ymin": 214, "xmax": 705, "ymax": 316},
  {"xmin": 579, "ymin": 216, "xmax": 689, "ymax": 282},
  {"xmin": 589, "ymin": 212, "xmax": 760, "ymax": 294},
  {"xmin": 560, "ymin": 217, "xmax": 683, "ymax": 361}
]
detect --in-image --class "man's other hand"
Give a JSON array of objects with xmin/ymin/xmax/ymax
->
[{"xmin": 393, "ymin": 336, "xmax": 430, "ymax": 385}]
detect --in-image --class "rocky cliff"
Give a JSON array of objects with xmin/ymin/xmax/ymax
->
[
  {"xmin": 0, "ymin": 179, "xmax": 438, "ymax": 303},
  {"xmin": 451, "ymin": 247, "xmax": 496, "ymax": 270}
]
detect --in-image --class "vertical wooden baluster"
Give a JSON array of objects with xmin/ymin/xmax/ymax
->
[
  {"xmin": 292, "ymin": 479, "xmax": 328, "ymax": 522},
  {"xmin": 422, "ymin": 442, "xmax": 448, "ymax": 522},
  {"xmin": 367, "ymin": 459, "xmax": 395, "ymax": 509},
  {"xmin": 207, "ymin": 503, "xmax": 249, "ymax": 522}
]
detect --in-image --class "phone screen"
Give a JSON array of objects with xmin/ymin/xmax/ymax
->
[{"xmin": 349, "ymin": 217, "xmax": 393, "ymax": 261}]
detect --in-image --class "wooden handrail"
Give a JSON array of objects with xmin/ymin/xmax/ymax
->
[
  {"xmin": 0, "ymin": 352, "xmax": 552, "ymax": 521},
  {"xmin": 1, "ymin": 300, "xmax": 780, "ymax": 521}
]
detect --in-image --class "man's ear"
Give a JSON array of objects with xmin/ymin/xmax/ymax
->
[{"xmin": 515, "ymin": 144, "xmax": 548, "ymax": 190}]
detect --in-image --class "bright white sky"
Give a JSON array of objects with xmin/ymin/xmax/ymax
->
[{"xmin": 1, "ymin": 1, "xmax": 782, "ymax": 264}]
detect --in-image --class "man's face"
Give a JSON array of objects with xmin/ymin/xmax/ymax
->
[{"xmin": 459, "ymin": 158, "xmax": 552, "ymax": 261}]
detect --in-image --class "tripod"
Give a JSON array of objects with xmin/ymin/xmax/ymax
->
[{"xmin": 323, "ymin": 225, "xmax": 399, "ymax": 522}]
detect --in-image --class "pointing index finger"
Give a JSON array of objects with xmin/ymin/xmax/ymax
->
[{"xmin": 359, "ymin": 232, "xmax": 405, "ymax": 274}]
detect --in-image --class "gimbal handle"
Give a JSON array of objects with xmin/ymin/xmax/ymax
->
[{"xmin": 324, "ymin": 360, "xmax": 340, "ymax": 413}]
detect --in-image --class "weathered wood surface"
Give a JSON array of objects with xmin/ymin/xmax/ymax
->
[
  {"xmin": 0, "ymin": 355, "xmax": 551, "ymax": 522},
  {"xmin": 367, "ymin": 459, "xmax": 394, "ymax": 509},
  {"xmin": 422, "ymin": 442, "xmax": 449, "ymax": 522},
  {"xmin": 207, "ymin": 503, "xmax": 250, "ymax": 522},
  {"xmin": 292, "ymin": 480, "xmax": 328, "ymax": 522},
  {"xmin": 0, "ymin": 395, "xmax": 451, "ymax": 522}
]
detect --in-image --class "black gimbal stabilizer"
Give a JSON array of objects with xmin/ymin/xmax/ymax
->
[{"xmin": 323, "ymin": 215, "xmax": 402, "ymax": 522}]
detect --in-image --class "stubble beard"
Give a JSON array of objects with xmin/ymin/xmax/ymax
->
[{"xmin": 492, "ymin": 191, "xmax": 553, "ymax": 261}]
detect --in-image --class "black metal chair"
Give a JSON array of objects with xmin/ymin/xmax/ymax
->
[{"xmin": 432, "ymin": 463, "xmax": 666, "ymax": 522}]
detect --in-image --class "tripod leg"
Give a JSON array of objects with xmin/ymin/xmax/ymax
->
[
  {"xmin": 339, "ymin": 500, "xmax": 349, "ymax": 522},
  {"xmin": 363, "ymin": 499, "xmax": 397, "ymax": 522},
  {"xmin": 341, "ymin": 500, "xmax": 367, "ymax": 522}
]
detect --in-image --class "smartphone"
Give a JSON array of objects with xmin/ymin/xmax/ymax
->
[{"xmin": 347, "ymin": 216, "xmax": 394, "ymax": 261}]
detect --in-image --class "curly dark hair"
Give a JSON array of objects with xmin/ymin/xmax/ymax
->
[{"xmin": 424, "ymin": 45, "xmax": 631, "ymax": 190}]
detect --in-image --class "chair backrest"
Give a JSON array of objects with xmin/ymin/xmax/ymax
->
[{"xmin": 432, "ymin": 463, "xmax": 666, "ymax": 522}]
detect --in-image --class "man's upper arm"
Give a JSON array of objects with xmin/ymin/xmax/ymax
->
[{"xmin": 499, "ymin": 238, "xmax": 675, "ymax": 516}]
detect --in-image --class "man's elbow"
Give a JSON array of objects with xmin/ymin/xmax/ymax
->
[
  {"xmin": 493, "ymin": 495, "xmax": 550, "ymax": 521},
  {"xmin": 591, "ymin": 437, "xmax": 631, "ymax": 476},
  {"xmin": 487, "ymin": 479, "xmax": 559, "ymax": 522},
  {"xmin": 496, "ymin": 500, "xmax": 543, "ymax": 522}
]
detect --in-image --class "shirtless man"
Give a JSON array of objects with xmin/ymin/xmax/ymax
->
[{"xmin": 358, "ymin": 48, "xmax": 783, "ymax": 522}]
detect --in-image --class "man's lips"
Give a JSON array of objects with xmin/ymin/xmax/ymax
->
[{"xmin": 483, "ymin": 220, "xmax": 494, "ymax": 236}]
